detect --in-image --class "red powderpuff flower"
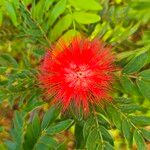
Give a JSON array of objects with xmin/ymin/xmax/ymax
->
[{"xmin": 39, "ymin": 38, "xmax": 115, "ymax": 113}]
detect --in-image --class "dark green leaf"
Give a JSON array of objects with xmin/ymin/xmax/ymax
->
[
  {"xmin": 119, "ymin": 104, "xmax": 146, "ymax": 113},
  {"xmin": 46, "ymin": 119, "xmax": 73, "ymax": 135},
  {"xmin": 86, "ymin": 128, "xmax": 99, "ymax": 150},
  {"xmin": 100, "ymin": 126, "xmax": 114, "ymax": 145},
  {"xmin": 120, "ymin": 76, "xmax": 140, "ymax": 95},
  {"xmin": 130, "ymin": 116, "xmax": 150, "ymax": 126},
  {"xmin": 136, "ymin": 79, "xmax": 150, "ymax": 99},
  {"xmin": 123, "ymin": 52, "xmax": 148, "ymax": 74},
  {"xmin": 139, "ymin": 69, "xmax": 150, "ymax": 81},
  {"xmin": 41, "ymin": 105, "xmax": 60, "ymax": 130},
  {"xmin": 32, "ymin": 113, "xmax": 41, "ymax": 138},
  {"xmin": 83, "ymin": 117, "xmax": 95, "ymax": 140},
  {"xmin": 37, "ymin": 135, "xmax": 58, "ymax": 148},
  {"xmin": 104, "ymin": 142, "xmax": 114, "ymax": 150},
  {"xmin": 122, "ymin": 120, "xmax": 133, "ymax": 147},
  {"xmin": 107, "ymin": 105, "xmax": 122, "ymax": 130},
  {"xmin": 97, "ymin": 114, "xmax": 110, "ymax": 128}
]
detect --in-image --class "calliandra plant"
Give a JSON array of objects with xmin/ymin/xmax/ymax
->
[
  {"xmin": 39, "ymin": 38, "xmax": 116, "ymax": 114},
  {"xmin": 0, "ymin": 0, "xmax": 150, "ymax": 150}
]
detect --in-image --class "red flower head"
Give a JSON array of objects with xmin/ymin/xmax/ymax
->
[{"xmin": 39, "ymin": 38, "xmax": 115, "ymax": 113}]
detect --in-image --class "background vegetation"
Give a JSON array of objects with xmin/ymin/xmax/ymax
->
[{"xmin": 0, "ymin": 0, "xmax": 150, "ymax": 149}]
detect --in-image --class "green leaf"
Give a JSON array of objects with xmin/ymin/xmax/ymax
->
[
  {"xmin": 104, "ymin": 142, "xmax": 114, "ymax": 150},
  {"xmin": 75, "ymin": 124, "xmax": 84, "ymax": 148},
  {"xmin": 48, "ymin": 0, "xmax": 66, "ymax": 26},
  {"xmin": 23, "ymin": 124, "xmax": 36, "ymax": 150},
  {"xmin": 90, "ymin": 23, "xmax": 102, "ymax": 39},
  {"xmin": 97, "ymin": 114, "xmax": 110, "ymax": 128},
  {"xmin": 60, "ymin": 29, "xmax": 80, "ymax": 42},
  {"xmin": 131, "ymin": 1, "xmax": 150, "ymax": 10},
  {"xmin": 83, "ymin": 117, "xmax": 95, "ymax": 140},
  {"xmin": 0, "ymin": 67, "xmax": 7, "ymax": 73},
  {"xmin": 0, "ymin": 143, "xmax": 7, "ymax": 150},
  {"xmin": 4, "ymin": 1, "xmax": 18, "ymax": 26},
  {"xmin": 107, "ymin": 105, "xmax": 122, "ymax": 130},
  {"xmin": 69, "ymin": 0, "xmax": 102, "ymax": 10},
  {"xmin": 139, "ymin": 69, "xmax": 150, "ymax": 81},
  {"xmin": 13, "ymin": 111, "xmax": 24, "ymax": 131},
  {"xmin": 50, "ymin": 14, "xmax": 72, "ymax": 41},
  {"xmin": 44, "ymin": 0, "xmax": 55, "ymax": 11},
  {"xmin": 122, "ymin": 120, "xmax": 133, "ymax": 147},
  {"xmin": 86, "ymin": 128, "xmax": 99, "ymax": 150},
  {"xmin": 31, "ymin": 0, "xmax": 45, "ymax": 21},
  {"xmin": 41, "ymin": 106, "xmax": 60, "ymax": 130},
  {"xmin": 0, "ymin": 53, "xmax": 18, "ymax": 68},
  {"xmin": 35, "ymin": 143, "xmax": 49, "ymax": 150},
  {"xmin": 100, "ymin": 126, "xmax": 114, "ymax": 145},
  {"xmin": 130, "ymin": 116, "xmax": 150, "ymax": 126},
  {"xmin": 36, "ymin": 135, "xmax": 58, "ymax": 148},
  {"xmin": 114, "ymin": 97, "xmax": 132, "ymax": 104},
  {"xmin": 123, "ymin": 52, "xmax": 148, "ymax": 74},
  {"xmin": 73, "ymin": 12, "xmax": 100, "ymax": 24},
  {"xmin": 5, "ymin": 141, "xmax": 16, "ymax": 150},
  {"xmin": 141, "ymin": 129, "xmax": 150, "ymax": 141},
  {"xmin": 0, "ymin": 10, "xmax": 3, "ymax": 25},
  {"xmin": 134, "ymin": 130, "xmax": 146, "ymax": 150},
  {"xmin": 119, "ymin": 104, "xmax": 146, "ymax": 113},
  {"xmin": 120, "ymin": 76, "xmax": 140, "ymax": 95},
  {"xmin": 136, "ymin": 79, "xmax": 150, "ymax": 99},
  {"xmin": 32, "ymin": 113, "xmax": 41, "ymax": 139},
  {"xmin": 46, "ymin": 119, "xmax": 73, "ymax": 135}
]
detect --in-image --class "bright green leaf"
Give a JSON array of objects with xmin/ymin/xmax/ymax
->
[
  {"xmin": 73, "ymin": 12, "xmax": 100, "ymax": 24},
  {"xmin": 44, "ymin": 0, "xmax": 55, "ymax": 11},
  {"xmin": 0, "ymin": 10, "xmax": 3, "ymax": 25},
  {"xmin": 48, "ymin": 0, "xmax": 66, "ymax": 26},
  {"xmin": 69, "ymin": 0, "xmax": 102, "ymax": 10},
  {"xmin": 4, "ymin": 1, "xmax": 18, "ymax": 26},
  {"xmin": 50, "ymin": 14, "xmax": 72, "ymax": 41}
]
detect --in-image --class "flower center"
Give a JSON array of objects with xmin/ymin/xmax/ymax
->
[{"xmin": 64, "ymin": 63, "xmax": 93, "ymax": 89}]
